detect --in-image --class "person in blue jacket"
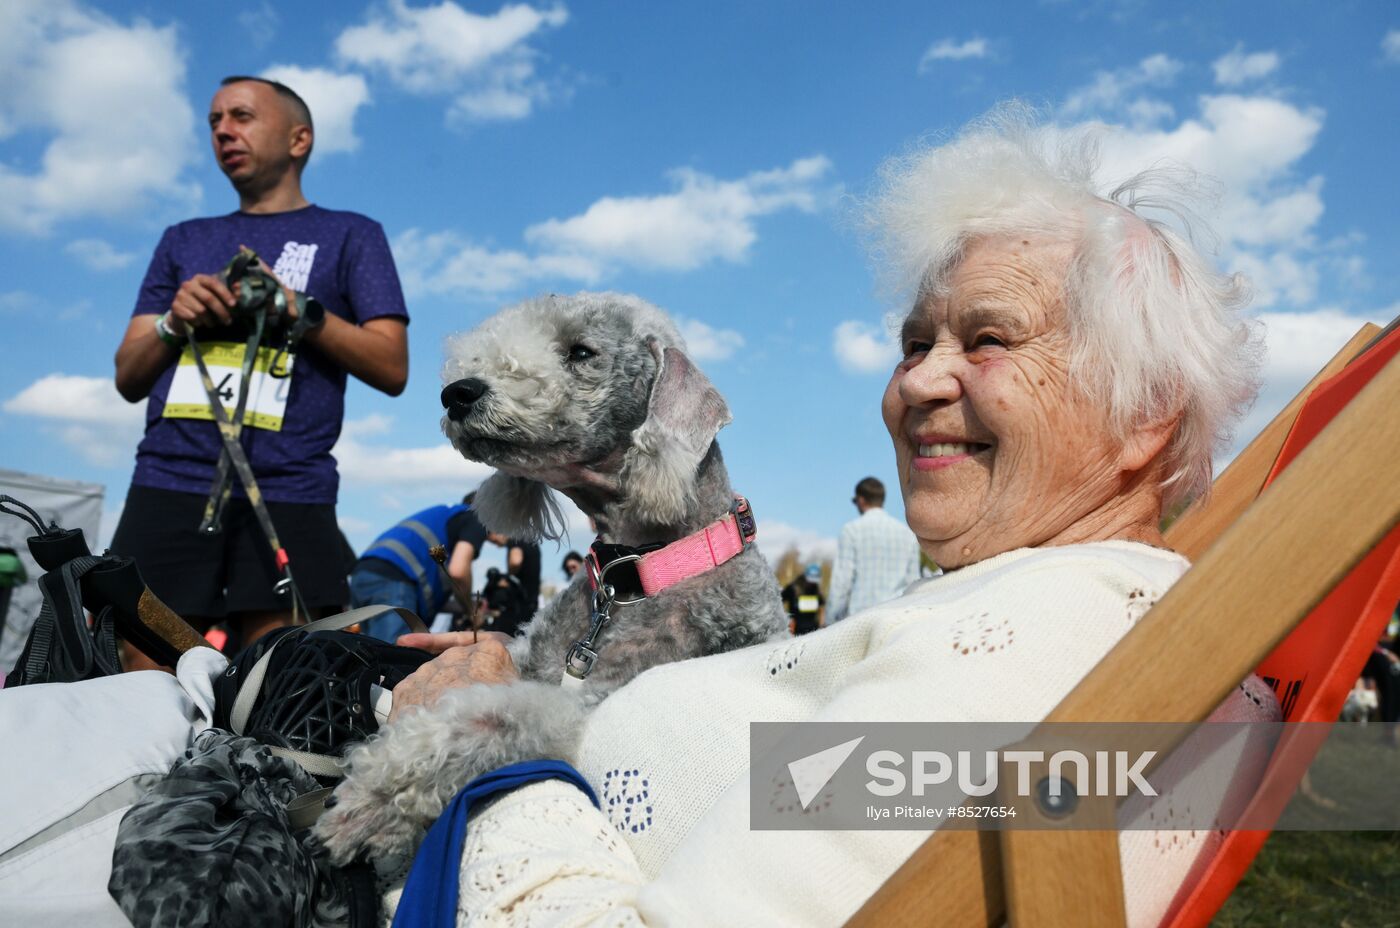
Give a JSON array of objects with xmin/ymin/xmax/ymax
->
[{"xmin": 349, "ymin": 494, "xmax": 488, "ymax": 641}]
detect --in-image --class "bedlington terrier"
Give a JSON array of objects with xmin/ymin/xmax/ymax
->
[{"xmin": 315, "ymin": 291, "xmax": 786, "ymax": 865}]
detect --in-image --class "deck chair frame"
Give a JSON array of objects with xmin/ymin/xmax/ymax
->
[{"xmin": 845, "ymin": 320, "xmax": 1400, "ymax": 928}]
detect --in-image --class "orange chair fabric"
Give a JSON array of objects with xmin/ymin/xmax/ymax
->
[{"xmin": 1161, "ymin": 323, "xmax": 1400, "ymax": 928}]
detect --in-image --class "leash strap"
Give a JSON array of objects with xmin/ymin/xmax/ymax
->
[
  {"xmin": 186, "ymin": 325, "xmax": 310, "ymax": 622},
  {"xmin": 197, "ymin": 313, "xmax": 264, "ymax": 534}
]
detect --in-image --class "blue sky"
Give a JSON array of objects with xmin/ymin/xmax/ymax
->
[{"xmin": 2, "ymin": 0, "xmax": 1397, "ymax": 584}]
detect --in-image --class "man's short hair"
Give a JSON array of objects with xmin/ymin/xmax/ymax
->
[
  {"xmin": 220, "ymin": 75, "xmax": 314, "ymax": 162},
  {"xmin": 855, "ymin": 476, "xmax": 885, "ymax": 506}
]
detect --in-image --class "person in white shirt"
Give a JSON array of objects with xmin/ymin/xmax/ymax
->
[{"xmin": 826, "ymin": 476, "xmax": 923, "ymax": 622}]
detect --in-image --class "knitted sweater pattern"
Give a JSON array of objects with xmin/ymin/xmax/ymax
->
[{"xmin": 454, "ymin": 541, "xmax": 1278, "ymax": 927}]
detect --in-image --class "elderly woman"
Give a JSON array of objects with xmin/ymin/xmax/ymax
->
[{"xmin": 383, "ymin": 109, "xmax": 1276, "ymax": 927}]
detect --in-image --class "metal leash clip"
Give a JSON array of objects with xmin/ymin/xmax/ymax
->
[
  {"xmin": 564, "ymin": 552, "xmax": 649, "ymax": 683},
  {"xmin": 564, "ymin": 584, "xmax": 615, "ymax": 680}
]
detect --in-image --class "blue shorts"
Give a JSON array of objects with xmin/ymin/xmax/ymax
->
[{"xmin": 349, "ymin": 563, "xmax": 420, "ymax": 642}]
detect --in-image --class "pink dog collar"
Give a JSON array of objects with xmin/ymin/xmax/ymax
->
[{"xmin": 587, "ymin": 496, "xmax": 757, "ymax": 601}]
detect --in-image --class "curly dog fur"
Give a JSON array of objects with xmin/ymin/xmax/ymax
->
[{"xmin": 315, "ymin": 292, "xmax": 786, "ymax": 865}]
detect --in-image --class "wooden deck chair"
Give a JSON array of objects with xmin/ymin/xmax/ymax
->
[{"xmin": 845, "ymin": 317, "xmax": 1400, "ymax": 928}]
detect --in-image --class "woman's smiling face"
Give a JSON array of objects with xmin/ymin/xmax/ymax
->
[{"xmin": 882, "ymin": 236, "xmax": 1136, "ymax": 568}]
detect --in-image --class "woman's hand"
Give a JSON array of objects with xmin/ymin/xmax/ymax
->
[{"xmin": 388, "ymin": 633, "xmax": 518, "ymax": 723}]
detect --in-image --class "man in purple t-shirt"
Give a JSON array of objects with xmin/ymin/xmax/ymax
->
[{"xmin": 111, "ymin": 76, "xmax": 409, "ymax": 657}]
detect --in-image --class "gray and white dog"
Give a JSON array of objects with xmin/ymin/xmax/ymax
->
[{"xmin": 315, "ymin": 291, "xmax": 786, "ymax": 865}]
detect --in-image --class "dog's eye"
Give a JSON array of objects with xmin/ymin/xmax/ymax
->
[{"xmin": 567, "ymin": 344, "xmax": 596, "ymax": 363}]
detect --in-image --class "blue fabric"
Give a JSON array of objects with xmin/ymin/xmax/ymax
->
[
  {"xmin": 360, "ymin": 504, "xmax": 469, "ymax": 617},
  {"xmin": 348, "ymin": 567, "xmax": 420, "ymax": 642},
  {"xmin": 130, "ymin": 205, "xmax": 408, "ymax": 504},
  {"xmin": 392, "ymin": 760, "xmax": 599, "ymax": 928}
]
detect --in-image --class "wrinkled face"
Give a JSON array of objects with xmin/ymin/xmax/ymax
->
[
  {"xmin": 440, "ymin": 300, "xmax": 661, "ymax": 482},
  {"xmin": 882, "ymin": 237, "xmax": 1130, "ymax": 568},
  {"xmin": 208, "ymin": 81, "xmax": 300, "ymax": 188}
]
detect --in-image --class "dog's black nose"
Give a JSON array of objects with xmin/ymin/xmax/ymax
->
[{"xmin": 442, "ymin": 378, "xmax": 489, "ymax": 421}]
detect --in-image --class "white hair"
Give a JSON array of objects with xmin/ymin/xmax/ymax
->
[{"xmin": 866, "ymin": 102, "xmax": 1263, "ymax": 508}]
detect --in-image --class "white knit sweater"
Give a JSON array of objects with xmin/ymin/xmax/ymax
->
[{"xmin": 454, "ymin": 541, "xmax": 1278, "ymax": 927}]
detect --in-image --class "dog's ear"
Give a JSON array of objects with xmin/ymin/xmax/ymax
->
[
  {"xmin": 621, "ymin": 340, "xmax": 732, "ymax": 525},
  {"xmin": 473, "ymin": 471, "xmax": 564, "ymax": 542}
]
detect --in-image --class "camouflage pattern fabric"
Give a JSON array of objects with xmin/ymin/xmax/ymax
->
[{"xmin": 108, "ymin": 730, "xmax": 347, "ymax": 928}]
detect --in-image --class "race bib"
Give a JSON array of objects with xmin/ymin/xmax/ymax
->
[
  {"xmin": 163, "ymin": 341, "xmax": 294, "ymax": 431},
  {"xmin": 798, "ymin": 595, "xmax": 820, "ymax": 613}
]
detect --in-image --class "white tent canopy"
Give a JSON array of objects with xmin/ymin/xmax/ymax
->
[{"xmin": 0, "ymin": 469, "xmax": 104, "ymax": 674}]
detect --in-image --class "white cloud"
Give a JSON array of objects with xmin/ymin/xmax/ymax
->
[
  {"xmin": 918, "ymin": 37, "xmax": 988, "ymax": 71},
  {"xmin": 334, "ymin": 414, "xmax": 494, "ymax": 487},
  {"xmin": 0, "ymin": 291, "xmax": 39, "ymax": 314},
  {"xmin": 833, "ymin": 320, "xmax": 899, "ymax": 374},
  {"xmin": 1383, "ymin": 30, "xmax": 1400, "ymax": 62},
  {"xmin": 3, "ymin": 373, "xmax": 145, "ymax": 424},
  {"xmin": 1212, "ymin": 44, "xmax": 1280, "ymax": 86},
  {"xmin": 1254, "ymin": 307, "xmax": 1388, "ymax": 384},
  {"xmin": 526, "ymin": 156, "xmax": 835, "ymax": 272},
  {"xmin": 335, "ymin": 0, "xmax": 567, "ymax": 124},
  {"xmin": 676, "ymin": 317, "xmax": 744, "ymax": 362},
  {"xmin": 1124, "ymin": 98, "xmax": 1175, "ymax": 126},
  {"xmin": 337, "ymin": 514, "xmax": 372, "ymax": 536},
  {"xmin": 342, "ymin": 412, "xmax": 394, "ymax": 436},
  {"xmin": 1227, "ymin": 250, "xmax": 1319, "ymax": 309},
  {"xmin": 755, "ymin": 519, "xmax": 837, "ymax": 565},
  {"xmin": 1063, "ymin": 53, "xmax": 1183, "ymax": 127},
  {"xmin": 0, "ymin": 289, "xmax": 88, "ymax": 319},
  {"xmin": 238, "ymin": 1, "xmax": 279, "ymax": 47},
  {"xmin": 1086, "ymin": 94, "xmax": 1330, "ymax": 327},
  {"xmin": 3, "ymin": 373, "xmax": 146, "ymax": 466},
  {"xmin": 1097, "ymin": 96, "xmax": 1321, "ymax": 202},
  {"xmin": 0, "ymin": 0, "xmax": 200, "ymax": 235},
  {"xmin": 400, "ymin": 156, "xmax": 835, "ymax": 296},
  {"xmin": 393, "ymin": 229, "xmax": 601, "ymax": 297},
  {"xmin": 260, "ymin": 66, "xmax": 371, "ymax": 155},
  {"xmin": 64, "ymin": 238, "xmax": 138, "ymax": 271},
  {"xmin": 1094, "ymin": 94, "xmax": 1325, "ymax": 262},
  {"xmin": 1225, "ymin": 307, "xmax": 1390, "ymax": 462}
]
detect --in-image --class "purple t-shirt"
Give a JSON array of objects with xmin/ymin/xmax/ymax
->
[{"xmin": 130, "ymin": 205, "xmax": 407, "ymax": 504}]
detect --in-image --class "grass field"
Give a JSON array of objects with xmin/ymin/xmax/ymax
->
[
  {"xmin": 1214, "ymin": 728, "xmax": 1400, "ymax": 926},
  {"xmin": 1214, "ymin": 831, "xmax": 1400, "ymax": 926}
]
